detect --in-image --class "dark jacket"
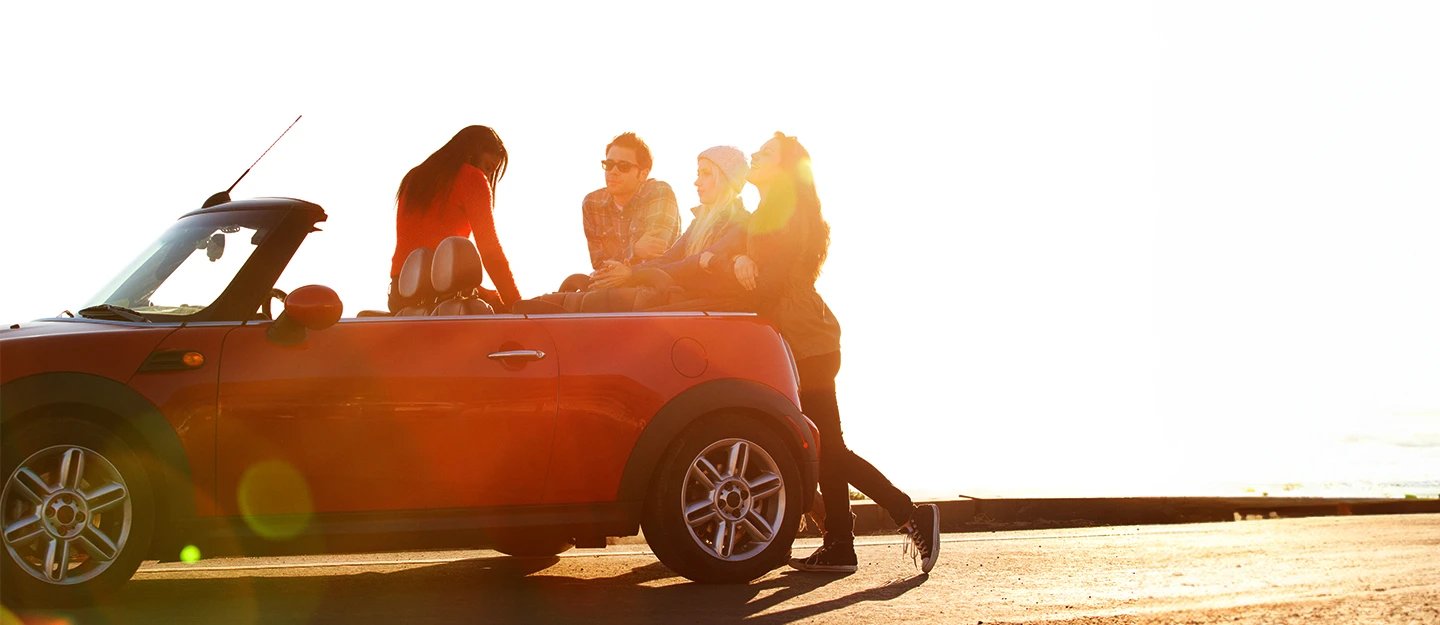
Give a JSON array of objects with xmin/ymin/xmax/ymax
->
[
  {"xmin": 737, "ymin": 200, "xmax": 841, "ymax": 361},
  {"xmin": 636, "ymin": 197, "xmax": 750, "ymax": 298}
]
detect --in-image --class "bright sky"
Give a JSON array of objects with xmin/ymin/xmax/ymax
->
[{"xmin": 3, "ymin": 2, "xmax": 1437, "ymax": 498}]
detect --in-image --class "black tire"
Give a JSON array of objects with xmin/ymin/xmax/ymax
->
[
  {"xmin": 489, "ymin": 532, "xmax": 575, "ymax": 558},
  {"xmin": 0, "ymin": 417, "xmax": 156, "ymax": 607},
  {"xmin": 641, "ymin": 414, "xmax": 802, "ymax": 584}
]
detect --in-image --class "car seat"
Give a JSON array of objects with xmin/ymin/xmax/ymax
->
[
  {"xmin": 431, "ymin": 236, "xmax": 495, "ymax": 316},
  {"xmin": 396, "ymin": 247, "xmax": 437, "ymax": 317}
]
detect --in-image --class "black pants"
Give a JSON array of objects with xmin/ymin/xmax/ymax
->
[{"xmin": 798, "ymin": 350, "xmax": 915, "ymax": 545}]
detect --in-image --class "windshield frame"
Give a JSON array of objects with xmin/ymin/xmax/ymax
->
[{"xmin": 78, "ymin": 200, "xmax": 324, "ymax": 323}]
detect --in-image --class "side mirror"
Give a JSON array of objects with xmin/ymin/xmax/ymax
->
[{"xmin": 267, "ymin": 285, "xmax": 343, "ymax": 346}]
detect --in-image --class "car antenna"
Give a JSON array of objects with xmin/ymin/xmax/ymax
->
[{"xmin": 202, "ymin": 115, "xmax": 302, "ymax": 208}]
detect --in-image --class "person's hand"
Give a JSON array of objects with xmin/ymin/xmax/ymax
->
[
  {"xmin": 699, "ymin": 251, "xmax": 716, "ymax": 270},
  {"xmin": 592, "ymin": 260, "xmax": 625, "ymax": 277},
  {"xmin": 632, "ymin": 234, "xmax": 668, "ymax": 260},
  {"xmin": 591, "ymin": 260, "xmax": 632, "ymax": 289},
  {"xmin": 734, "ymin": 255, "xmax": 759, "ymax": 291}
]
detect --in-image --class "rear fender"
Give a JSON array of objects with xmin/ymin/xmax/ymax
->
[{"xmin": 616, "ymin": 378, "xmax": 819, "ymax": 504}]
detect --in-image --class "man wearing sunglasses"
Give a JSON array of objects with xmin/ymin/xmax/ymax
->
[{"xmin": 580, "ymin": 132, "xmax": 680, "ymax": 276}]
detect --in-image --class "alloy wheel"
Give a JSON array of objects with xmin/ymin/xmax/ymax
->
[
  {"xmin": 680, "ymin": 438, "xmax": 786, "ymax": 561},
  {"xmin": 2, "ymin": 445, "xmax": 132, "ymax": 585}
]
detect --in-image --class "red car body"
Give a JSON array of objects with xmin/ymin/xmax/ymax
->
[{"xmin": 0, "ymin": 198, "xmax": 818, "ymax": 603}]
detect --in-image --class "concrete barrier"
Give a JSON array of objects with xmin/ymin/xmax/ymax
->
[{"xmin": 803, "ymin": 496, "xmax": 1440, "ymax": 536}]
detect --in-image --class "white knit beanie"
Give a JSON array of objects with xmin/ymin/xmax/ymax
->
[{"xmin": 698, "ymin": 146, "xmax": 749, "ymax": 194}]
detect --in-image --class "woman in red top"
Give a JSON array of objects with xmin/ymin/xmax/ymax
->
[{"xmin": 390, "ymin": 125, "xmax": 521, "ymax": 312}]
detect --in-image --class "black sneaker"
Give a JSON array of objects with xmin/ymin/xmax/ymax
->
[
  {"xmin": 788, "ymin": 543, "xmax": 858, "ymax": 574},
  {"xmin": 899, "ymin": 504, "xmax": 940, "ymax": 573}
]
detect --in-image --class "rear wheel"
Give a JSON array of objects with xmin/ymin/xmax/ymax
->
[
  {"xmin": 1, "ymin": 418, "xmax": 155, "ymax": 606},
  {"xmin": 642, "ymin": 415, "xmax": 801, "ymax": 583}
]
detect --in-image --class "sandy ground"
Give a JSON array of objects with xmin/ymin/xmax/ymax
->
[{"xmin": 5, "ymin": 513, "xmax": 1438, "ymax": 624}]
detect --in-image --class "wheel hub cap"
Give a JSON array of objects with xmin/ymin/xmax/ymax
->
[
  {"xmin": 715, "ymin": 480, "xmax": 751, "ymax": 521},
  {"xmin": 43, "ymin": 492, "xmax": 91, "ymax": 539}
]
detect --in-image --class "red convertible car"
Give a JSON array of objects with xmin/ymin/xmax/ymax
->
[{"xmin": 0, "ymin": 198, "xmax": 819, "ymax": 605}]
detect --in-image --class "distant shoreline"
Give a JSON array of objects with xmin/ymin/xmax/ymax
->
[{"xmin": 823, "ymin": 495, "xmax": 1440, "ymax": 536}]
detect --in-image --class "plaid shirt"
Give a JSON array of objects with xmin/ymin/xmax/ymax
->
[{"xmin": 581, "ymin": 179, "xmax": 680, "ymax": 270}]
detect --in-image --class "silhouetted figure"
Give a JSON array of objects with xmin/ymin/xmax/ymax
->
[{"xmin": 732, "ymin": 133, "xmax": 940, "ymax": 574}]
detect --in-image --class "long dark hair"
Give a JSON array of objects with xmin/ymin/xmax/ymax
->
[
  {"xmin": 397, "ymin": 125, "xmax": 508, "ymax": 214},
  {"xmin": 751, "ymin": 132, "xmax": 831, "ymax": 280}
]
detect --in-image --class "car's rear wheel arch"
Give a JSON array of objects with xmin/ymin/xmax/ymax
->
[
  {"xmin": 704, "ymin": 405, "xmax": 808, "ymax": 470},
  {"xmin": 616, "ymin": 378, "xmax": 817, "ymax": 505}
]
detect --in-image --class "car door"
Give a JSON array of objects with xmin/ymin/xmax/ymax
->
[{"xmin": 214, "ymin": 316, "xmax": 558, "ymax": 516}]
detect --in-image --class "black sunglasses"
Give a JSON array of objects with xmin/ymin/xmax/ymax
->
[{"xmin": 600, "ymin": 160, "xmax": 640, "ymax": 173}]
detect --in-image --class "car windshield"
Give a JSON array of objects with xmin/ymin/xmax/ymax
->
[{"xmin": 82, "ymin": 214, "xmax": 272, "ymax": 318}]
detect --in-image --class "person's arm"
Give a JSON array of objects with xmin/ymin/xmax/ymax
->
[
  {"xmin": 626, "ymin": 182, "xmax": 680, "ymax": 263},
  {"xmin": 634, "ymin": 218, "xmax": 695, "ymax": 271},
  {"xmin": 650, "ymin": 212, "xmax": 743, "ymax": 283},
  {"xmin": 736, "ymin": 225, "xmax": 802, "ymax": 301},
  {"xmin": 461, "ymin": 171, "xmax": 521, "ymax": 309},
  {"xmin": 581, "ymin": 193, "xmax": 607, "ymax": 271},
  {"xmin": 592, "ymin": 219, "xmax": 695, "ymax": 289},
  {"xmin": 696, "ymin": 209, "xmax": 751, "ymax": 272}
]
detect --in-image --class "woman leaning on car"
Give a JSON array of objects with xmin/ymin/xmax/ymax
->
[
  {"xmin": 731, "ymin": 132, "xmax": 941, "ymax": 575},
  {"xmin": 389, "ymin": 125, "xmax": 521, "ymax": 313}
]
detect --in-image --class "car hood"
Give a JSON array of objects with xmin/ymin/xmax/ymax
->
[{"xmin": 1, "ymin": 319, "xmax": 177, "ymax": 385}]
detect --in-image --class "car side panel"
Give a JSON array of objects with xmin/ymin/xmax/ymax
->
[
  {"xmin": 0, "ymin": 321, "xmax": 174, "ymax": 385},
  {"xmin": 124, "ymin": 325, "xmax": 235, "ymax": 516},
  {"xmin": 215, "ymin": 317, "xmax": 560, "ymax": 514},
  {"xmin": 534, "ymin": 314, "xmax": 800, "ymax": 504}
]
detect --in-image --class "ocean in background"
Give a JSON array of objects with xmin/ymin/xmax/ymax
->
[{"xmin": 904, "ymin": 425, "xmax": 1440, "ymax": 501}]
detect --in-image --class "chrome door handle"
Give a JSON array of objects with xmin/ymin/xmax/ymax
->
[{"xmin": 487, "ymin": 349, "xmax": 546, "ymax": 362}]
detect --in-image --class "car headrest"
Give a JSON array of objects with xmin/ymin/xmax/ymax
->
[
  {"xmin": 432, "ymin": 236, "xmax": 484, "ymax": 294},
  {"xmin": 398, "ymin": 247, "xmax": 436, "ymax": 300}
]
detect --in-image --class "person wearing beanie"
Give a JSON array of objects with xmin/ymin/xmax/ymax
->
[
  {"xmin": 696, "ymin": 145, "xmax": 750, "ymax": 200},
  {"xmin": 589, "ymin": 146, "xmax": 752, "ymax": 297}
]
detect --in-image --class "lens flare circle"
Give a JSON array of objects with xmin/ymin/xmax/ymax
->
[
  {"xmin": 237, "ymin": 459, "xmax": 314, "ymax": 540},
  {"xmin": 180, "ymin": 544, "xmax": 202, "ymax": 563}
]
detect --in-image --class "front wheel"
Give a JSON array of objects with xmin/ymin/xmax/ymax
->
[
  {"xmin": 1, "ymin": 418, "xmax": 156, "ymax": 607},
  {"xmin": 642, "ymin": 415, "xmax": 801, "ymax": 583}
]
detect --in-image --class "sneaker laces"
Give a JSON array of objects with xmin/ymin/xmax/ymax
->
[{"xmin": 898, "ymin": 521, "xmax": 921, "ymax": 569}]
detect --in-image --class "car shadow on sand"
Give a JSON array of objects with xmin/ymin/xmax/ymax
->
[{"xmin": 13, "ymin": 555, "xmax": 928, "ymax": 625}]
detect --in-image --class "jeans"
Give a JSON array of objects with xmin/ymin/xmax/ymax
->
[{"xmin": 798, "ymin": 350, "xmax": 915, "ymax": 546}]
